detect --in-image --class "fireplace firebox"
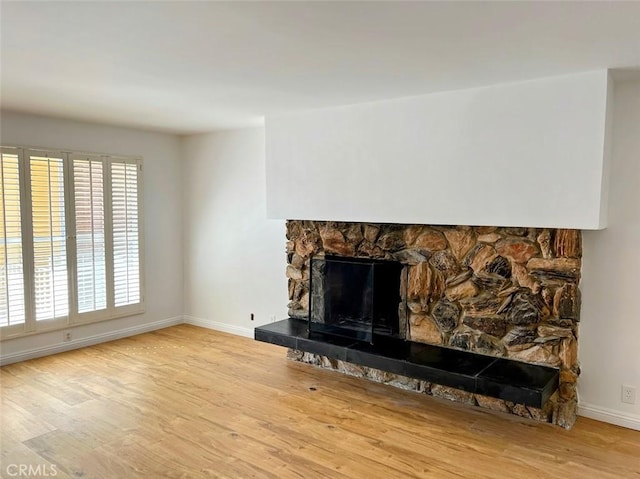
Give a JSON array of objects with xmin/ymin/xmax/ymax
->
[{"xmin": 309, "ymin": 255, "xmax": 406, "ymax": 344}]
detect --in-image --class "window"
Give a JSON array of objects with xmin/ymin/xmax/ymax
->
[{"xmin": 0, "ymin": 146, "xmax": 144, "ymax": 339}]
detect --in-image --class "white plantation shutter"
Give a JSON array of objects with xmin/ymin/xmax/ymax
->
[
  {"xmin": 72, "ymin": 155, "xmax": 107, "ymax": 314},
  {"xmin": 29, "ymin": 152, "xmax": 69, "ymax": 321},
  {"xmin": 111, "ymin": 161, "xmax": 141, "ymax": 307},
  {"xmin": 0, "ymin": 146, "xmax": 144, "ymax": 340},
  {"xmin": 0, "ymin": 149, "xmax": 26, "ymax": 327}
]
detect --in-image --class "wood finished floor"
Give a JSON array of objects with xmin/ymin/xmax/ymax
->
[{"xmin": 1, "ymin": 324, "xmax": 639, "ymax": 479}]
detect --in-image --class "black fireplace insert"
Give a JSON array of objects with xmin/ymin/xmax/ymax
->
[{"xmin": 309, "ymin": 255, "xmax": 406, "ymax": 344}]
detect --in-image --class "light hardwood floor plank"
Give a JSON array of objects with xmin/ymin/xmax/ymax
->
[{"xmin": 1, "ymin": 324, "xmax": 639, "ymax": 479}]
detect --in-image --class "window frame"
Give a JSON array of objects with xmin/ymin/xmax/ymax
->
[{"xmin": 0, "ymin": 145, "xmax": 145, "ymax": 340}]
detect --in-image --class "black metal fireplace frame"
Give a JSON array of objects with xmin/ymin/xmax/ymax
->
[{"xmin": 308, "ymin": 254, "xmax": 406, "ymax": 345}]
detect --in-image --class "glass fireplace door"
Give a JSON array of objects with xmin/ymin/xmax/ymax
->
[{"xmin": 309, "ymin": 255, "xmax": 404, "ymax": 344}]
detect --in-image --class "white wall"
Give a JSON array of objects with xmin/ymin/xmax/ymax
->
[
  {"xmin": 182, "ymin": 128, "xmax": 287, "ymax": 335},
  {"xmin": 266, "ymin": 70, "xmax": 611, "ymax": 230},
  {"xmin": 579, "ymin": 79, "xmax": 640, "ymax": 429},
  {"xmin": 0, "ymin": 111, "xmax": 184, "ymax": 362}
]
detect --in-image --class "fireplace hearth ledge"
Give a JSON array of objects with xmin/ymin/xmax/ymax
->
[{"xmin": 255, "ymin": 318, "xmax": 559, "ymax": 409}]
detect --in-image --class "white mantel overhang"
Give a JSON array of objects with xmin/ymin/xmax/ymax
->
[{"xmin": 265, "ymin": 70, "xmax": 613, "ymax": 230}]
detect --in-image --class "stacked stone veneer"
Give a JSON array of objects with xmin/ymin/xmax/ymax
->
[{"xmin": 285, "ymin": 220, "xmax": 582, "ymax": 428}]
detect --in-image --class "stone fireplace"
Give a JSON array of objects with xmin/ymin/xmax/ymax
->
[{"xmin": 284, "ymin": 220, "xmax": 581, "ymax": 428}]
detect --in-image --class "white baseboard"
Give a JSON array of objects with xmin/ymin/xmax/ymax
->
[
  {"xmin": 0, "ymin": 316, "xmax": 183, "ymax": 366},
  {"xmin": 578, "ymin": 402, "xmax": 640, "ymax": 431},
  {"xmin": 183, "ymin": 315, "xmax": 254, "ymax": 338}
]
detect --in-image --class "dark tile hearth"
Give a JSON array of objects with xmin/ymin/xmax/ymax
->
[{"xmin": 255, "ymin": 318, "xmax": 559, "ymax": 409}]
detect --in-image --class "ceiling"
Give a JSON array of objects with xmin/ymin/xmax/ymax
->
[{"xmin": 2, "ymin": 1, "xmax": 640, "ymax": 135}]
